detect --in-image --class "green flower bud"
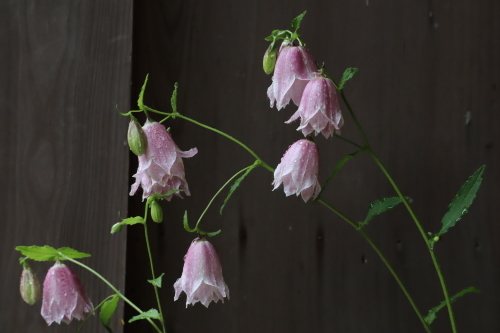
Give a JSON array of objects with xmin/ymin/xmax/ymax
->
[
  {"xmin": 20, "ymin": 265, "xmax": 41, "ymax": 305},
  {"xmin": 263, "ymin": 44, "xmax": 278, "ymax": 74},
  {"xmin": 128, "ymin": 119, "xmax": 148, "ymax": 156},
  {"xmin": 150, "ymin": 200, "xmax": 163, "ymax": 223}
]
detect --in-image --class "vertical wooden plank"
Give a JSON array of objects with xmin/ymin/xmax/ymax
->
[
  {"xmin": 0, "ymin": 1, "xmax": 132, "ymax": 332},
  {"xmin": 127, "ymin": 0, "xmax": 500, "ymax": 332}
]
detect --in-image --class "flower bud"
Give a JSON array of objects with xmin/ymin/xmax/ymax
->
[
  {"xmin": 263, "ymin": 44, "xmax": 278, "ymax": 74},
  {"xmin": 150, "ymin": 200, "xmax": 163, "ymax": 223},
  {"xmin": 20, "ymin": 265, "xmax": 41, "ymax": 305},
  {"xmin": 128, "ymin": 118, "xmax": 148, "ymax": 156}
]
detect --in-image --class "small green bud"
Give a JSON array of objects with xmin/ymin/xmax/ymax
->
[
  {"xmin": 263, "ymin": 44, "xmax": 278, "ymax": 74},
  {"xmin": 111, "ymin": 222, "xmax": 123, "ymax": 234},
  {"xmin": 433, "ymin": 236, "xmax": 440, "ymax": 242},
  {"xmin": 150, "ymin": 200, "xmax": 163, "ymax": 223},
  {"xmin": 20, "ymin": 264, "xmax": 41, "ymax": 305},
  {"xmin": 127, "ymin": 119, "xmax": 148, "ymax": 156}
]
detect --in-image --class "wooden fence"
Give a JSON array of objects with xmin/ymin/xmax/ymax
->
[{"xmin": 2, "ymin": 1, "xmax": 499, "ymax": 332}]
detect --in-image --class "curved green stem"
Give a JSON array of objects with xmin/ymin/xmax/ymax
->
[
  {"xmin": 317, "ymin": 199, "xmax": 431, "ymax": 332},
  {"xmin": 61, "ymin": 255, "xmax": 162, "ymax": 333},
  {"xmin": 194, "ymin": 163, "xmax": 257, "ymax": 231},
  {"xmin": 142, "ymin": 204, "xmax": 167, "ymax": 333},
  {"xmin": 143, "ymin": 106, "xmax": 274, "ymax": 173},
  {"xmin": 339, "ymin": 90, "xmax": 456, "ymax": 332}
]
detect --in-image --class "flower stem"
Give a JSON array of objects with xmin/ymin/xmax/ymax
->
[
  {"xmin": 142, "ymin": 204, "xmax": 167, "ymax": 333},
  {"xmin": 194, "ymin": 163, "xmax": 257, "ymax": 231},
  {"xmin": 317, "ymin": 199, "xmax": 431, "ymax": 332},
  {"xmin": 339, "ymin": 90, "xmax": 457, "ymax": 332},
  {"xmin": 60, "ymin": 255, "xmax": 162, "ymax": 333}
]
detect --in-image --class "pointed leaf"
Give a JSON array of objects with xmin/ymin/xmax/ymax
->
[
  {"xmin": 424, "ymin": 287, "xmax": 479, "ymax": 325},
  {"xmin": 438, "ymin": 165, "xmax": 485, "ymax": 236},
  {"xmin": 199, "ymin": 229, "xmax": 221, "ymax": 237},
  {"xmin": 338, "ymin": 68, "xmax": 358, "ymax": 90},
  {"xmin": 137, "ymin": 74, "xmax": 149, "ymax": 110},
  {"xmin": 220, "ymin": 166, "xmax": 255, "ymax": 214},
  {"xmin": 128, "ymin": 309, "xmax": 161, "ymax": 323},
  {"xmin": 99, "ymin": 294, "xmax": 120, "ymax": 333},
  {"xmin": 315, "ymin": 150, "xmax": 361, "ymax": 201},
  {"xmin": 360, "ymin": 197, "xmax": 406, "ymax": 227},
  {"xmin": 15, "ymin": 246, "xmax": 90, "ymax": 261},
  {"xmin": 291, "ymin": 11, "xmax": 307, "ymax": 31},
  {"xmin": 183, "ymin": 211, "xmax": 196, "ymax": 232},
  {"xmin": 121, "ymin": 216, "xmax": 145, "ymax": 226},
  {"xmin": 148, "ymin": 273, "xmax": 165, "ymax": 288}
]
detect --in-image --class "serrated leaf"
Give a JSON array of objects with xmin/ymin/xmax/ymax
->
[
  {"xmin": 361, "ymin": 197, "xmax": 405, "ymax": 227},
  {"xmin": 148, "ymin": 273, "xmax": 165, "ymax": 288},
  {"xmin": 15, "ymin": 246, "xmax": 90, "ymax": 261},
  {"xmin": 137, "ymin": 74, "xmax": 149, "ymax": 110},
  {"xmin": 438, "ymin": 165, "xmax": 485, "ymax": 236},
  {"xmin": 121, "ymin": 216, "xmax": 145, "ymax": 226},
  {"xmin": 291, "ymin": 11, "xmax": 307, "ymax": 31},
  {"xmin": 220, "ymin": 166, "xmax": 255, "ymax": 214},
  {"xmin": 424, "ymin": 287, "xmax": 479, "ymax": 325},
  {"xmin": 316, "ymin": 150, "xmax": 361, "ymax": 201},
  {"xmin": 100, "ymin": 294, "xmax": 120, "ymax": 333},
  {"xmin": 128, "ymin": 309, "xmax": 161, "ymax": 323},
  {"xmin": 338, "ymin": 68, "xmax": 358, "ymax": 90}
]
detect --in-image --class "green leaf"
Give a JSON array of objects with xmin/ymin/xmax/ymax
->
[
  {"xmin": 424, "ymin": 287, "xmax": 479, "ymax": 325},
  {"xmin": 128, "ymin": 309, "xmax": 161, "ymax": 323},
  {"xmin": 183, "ymin": 211, "xmax": 196, "ymax": 232},
  {"xmin": 199, "ymin": 229, "xmax": 221, "ymax": 237},
  {"xmin": 315, "ymin": 150, "xmax": 361, "ymax": 201},
  {"xmin": 220, "ymin": 166, "xmax": 255, "ymax": 214},
  {"xmin": 338, "ymin": 68, "xmax": 358, "ymax": 90},
  {"xmin": 121, "ymin": 216, "xmax": 145, "ymax": 226},
  {"xmin": 15, "ymin": 246, "xmax": 90, "ymax": 261},
  {"xmin": 146, "ymin": 190, "xmax": 182, "ymax": 205},
  {"xmin": 438, "ymin": 165, "xmax": 485, "ymax": 236},
  {"xmin": 291, "ymin": 11, "xmax": 307, "ymax": 31},
  {"xmin": 171, "ymin": 82, "xmax": 178, "ymax": 114},
  {"xmin": 137, "ymin": 74, "xmax": 149, "ymax": 110},
  {"xmin": 148, "ymin": 273, "xmax": 165, "ymax": 288},
  {"xmin": 360, "ymin": 197, "xmax": 405, "ymax": 227},
  {"xmin": 99, "ymin": 295, "xmax": 120, "ymax": 333}
]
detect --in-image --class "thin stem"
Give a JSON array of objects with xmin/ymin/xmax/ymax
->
[
  {"xmin": 143, "ymin": 106, "xmax": 274, "ymax": 173},
  {"xmin": 61, "ymin": 255, "xmax": 162, "ymax": 333},
  {"xmin": 339, "ymin": 88, "xmax": 456, "ymax": 331},
  {"xmin": 142, "ymin": 204, "xmax": 167, "ymax": 333},
  {"xmin": 317, "ymin": 200, "xmax": 431, "ymax": 332},
  {"xmin": 333, "ymin": 134, "xmax": 364, "ymax": 149},
  {"xmin": 195, "ymin": 163, "xmax": 257, "ymax": 230}
]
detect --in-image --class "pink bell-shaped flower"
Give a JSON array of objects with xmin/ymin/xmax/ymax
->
[
  {"xmin": 267, "ymin": 44, "xmax": 317, "ymax": 110},
  {"xmin": 286, "ymin": 77, "xmax": 343, "ymax": 138},
  {"xmin": 130, "ymin": 120, "xmax": 198, "ymax": 201},
  {"xmin": 174, "ymin": 238, "xmax": 230, "ymax": 307},
  {"xmin": 273, "ymin": 138, "xmax": 321, "ymax": 202},
  {"xmin": 41, "ymin": 262, "xmax": 93, "ymax": 325}
]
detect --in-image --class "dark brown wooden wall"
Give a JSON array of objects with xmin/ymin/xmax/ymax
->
[
  {"xmin": 1, "ymin": 1, "xmax": 132, "ymax": 332},
  {"xmin": 2, "ymin": 0, "xmax": 499, "ymax": 333}
]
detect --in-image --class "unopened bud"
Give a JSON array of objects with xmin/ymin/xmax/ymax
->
[
  {"xmin": 150, "ymin": 200, "xmax": 163, "ymax": 223},
  {"xmin": 128, "ymin": 119, "xmax": 148, "ymax": 156},
  {"xmin": 263, "ymin": 44, "xmax": 278, "ymax": 74},
  {"xmin": 20, "ymin": 265, "xmax": 41, "ymax": 305}
]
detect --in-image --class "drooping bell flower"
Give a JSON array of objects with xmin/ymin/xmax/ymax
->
[
  {"xmin": 20, "ymin": 264, "xmax": 41, "ymax": 305},
  {"xmin": 130, "ymin": 120, "xmax": 198, "ymax": 201},
  {"xmin": 41, "ymin": 262, "xmax": 93, "ymax": 325},
  {"xmin": 286, "ymin": 77, "xmax": 344, "ymax": 138},
  {"xmin": 267, "ymin": 44, "xmax": 317, "ymax": 110},
  {"xmin": 174, "ymin": 238, "xmax": 230, "ymax": 307},
  {"xmin": 273, "ymin": 138, "xmax": 321, "ymax": 202}
]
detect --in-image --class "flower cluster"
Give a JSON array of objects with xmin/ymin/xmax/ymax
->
[{"xmin": 265, "ymin": 38, "xmax": 343, "ymax": 201}]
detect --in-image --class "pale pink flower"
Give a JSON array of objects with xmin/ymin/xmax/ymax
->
[
  {"xmin": 267, "ymin": 45, "xmax": 317, "ymax": 110},
  {"xmin": 273, "ymin": 138, "xmax": 321, "ymax": 202},
  {"xmin": 174, "ymin": 238, "xmax": 229, "ymax": 307},
  {"xmin": 130, "ymin": 120, "xmax": 198, "ymax": 201},
  {"xmin": 41, "ymin": 262, "xmax": 93, "ymax": 325},
  {"xmin": 286, "ymin": 77, "xmax": 343, "ymax": 138}
]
